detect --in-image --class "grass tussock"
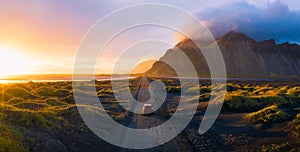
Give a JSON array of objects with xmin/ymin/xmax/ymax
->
[
  {"xmin": 225, "ymin": 95, "xmax": 257, "ymax": 110},
  {"xmin": 0, "ymin": 123, "xmax": 28, "ymax": 152},
  {"xmin": 286, "ymin": 112, "xmax": 300, "ymax": 137},
  {"xmin": 286, "ymin": 87, "xmax": 300, "ymax": 97},
  {"xmin": 6, "ymin": 97, "xmax": 24, "ymax": 104},
  {"xmin": 184, "ymin": 85, "xmax": 200, "ymax": 94},
  {"xmin": 261, "ymin": 142, "xmax": 297, "ymax": 152},
  {"xmin": 0, "ymin": 93, "xmax": 13, "ymax": 102},
  {"xmin": 61, "ymin": 95, "xmax": 75, "ymax": 104},
  {"xmin": 223, "ymin": 84, "xmax": 300, "ymax": 110},
  {"xmin": 0, "ymin": 102, "xmax": 66, "ymax": 129},
  {"xmin": 3, "ymin": 109, "xmax": 65, "ymax": 129},
  {"xmin": 35, "ymin": 87, "xmax": 55, "ymax": 97},
  {"xmin": 52, "ymin": 89, "xmax": 71, "ymax": 98},
  {"xmin": 245, "ymin": 105, "xmax": 288, "ymax": 124},
  {"xmin": 167, "ymin": 86, "xmax": 181, "ymax": 93},
  {"xmin": 13, "ymin": 102, "xmax": 49, "ymax": 110},
  {"xmin": 98, "ymin": 88, "xmax": 114, "ymax": 95},
  {"xmin": 4, "ymin": 87, "xmax": 35, "ymax": 99},
  {"xmin": 45, "ymin": 98, "xmax": 66, "ymax": 106}
]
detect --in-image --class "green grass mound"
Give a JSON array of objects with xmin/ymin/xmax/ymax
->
[
  {"xmin": 63, "ymin": 84, "xmax": 73, "ymax": 90},
  {"xmin": 3, "ymin": 110, "xmax": 64, "ymax": 129},
  {"xmin": 35, "ymin": 87, "xmax": 55, "ymax": 97},
  {"xmin": 55, "ymin": 105, "xmax": 81, "ymax": 121},
  {"xmin": 261, "ymin": 142, "xmax": 297, "ymax": 152},
  {"xmin": 4, "ymin": 87, "xmax": 35, "ymax": 99},
  {"xmin": 199, "ymin": 94, "xmax": 211, "ymax": 102},
  {"xmin": 97, "ymin": 88, "xmax": 113, "ymax": 95},
  {"xmin": 45, "ymin": 98, "xmax": 66, "ymax": 106},
  {"xmin": 225, "ymin": 95, "xmax": 258, "ymax": 110},
  {"xmin": 259, "ymin": 96, "xmax": 288, "ymax": 106},
  {"xmin": 14, "ymin": 102, "xmax": 49, "ymax": 110},
  {"xmin": 286, "ymin": 112, "xmax": 300, "ymax": 137},
  {"xmin": 167, "ymin": 86, "xmax": 181, "ymax": 93},
  {"xmin": 56, "ymin": 105, "xmax": 106, "ymax": 123},
  {"xmin": 226, "ymin": 84, "xmax": 240, "ymax": 92},
  {"xmin": 7, "ymin": 98, "xmax": 25, "ymax": 104},
  {"xmin": 61, "ymin": 95, "xmax": 75, "ymax": 104},
  {"xmin": 0, "ymin": 104, "xmax": 65, "ymax": 129},
  {"xmin": 252, "ymin": 86, "xmax": 273, "ymax": 95},
  {"xmin": 286, "ymin": 87, "xmax": 300, "ymax": 97},
  {"xmin": 0, "ymin": 93, "xmax": 13, "ymax": 102},
  {"xmin": 73, "ymin": 89, "xmax": 96, "ymax": 99},
  {"xmin": 0, "ymin": 123, "xmax": 28, "ymax": 152},
  {"xmin": 184, "ymin": 85, "xmax": 210, "ymax": 94},
  {"xmin": 9, "ymin": 84, "xmax": 32, "ymax": 92},
  {"xmin": 201, "ymin": 86, "xmax": 211, "ymax": 93},
  {"xmin": 53, "ymin": 89, "xmax": 71, "ymax": 98},
  {"xmin": 245, "ymin": 105, "xmax": 288, "ymax": 124}
]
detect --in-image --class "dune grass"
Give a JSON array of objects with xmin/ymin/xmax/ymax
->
[
  {"xmin": 13, "ymin": 102, "xmax": 49, "ymax": 110},
  {"xmin": 166, "ymin": 86, "xmax": 181, "ymax": 93},
  {"xmin": 0, "ymin": 122, "xmax": 28, "ymax": 152},
  {"xmin": 45, "ymin": 98, "xmax": 66, "ymax": 106},
  {"xmin": 180, "ymin": 81, "xmax": 300, "ymax": 112},
  {"xmin": 52, "ymin": 89, "xmax": 71, "ymax": 98},
  {"xmin": 0, "ymin": 93, "xmax": 13, "ymax": 102},
  {"xmin": 35, "ymin": 87, "xmax": 55, "ymax": 97},
  {"xmin": 4, "ymin": 87, "xmax": 35, "ymax": 99},
  {"xmin": 225, "ymin": 95, "xmax": 258, "ymax": 110},
  {"xmin": 286, "ymin": 87, "xmax": 300, "ymax": 97},
  {"xmin": 98, "ymin": 88, "xmax": 114, "ymax": 96},
  {"xmin": 244, "ymin": 105, "xmax": 288, "ymax": 124},
  {"xmin": 0, "ymin": 104, "xmax": 65, "ymax": 129},
  {"xmin": 223, "ymin": 83, "xmax": 300, "ymax": 110},
  {"xmin": 7, "ymin": 97, "xmax": 24, "ymax": 104},
  {"xmin": 286, "ymin": 112, "xmax": 300, "ymax": 137},
  {"xmin": 0, "ymin": 79, "xmax": 300, "ymax": 150},
  {"xmin": 261, "ymin": 142, "xmax": 297, "ymax": 152}
]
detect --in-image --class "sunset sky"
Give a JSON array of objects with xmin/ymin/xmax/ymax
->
[{"xmin": 0, "ymin": 0, "xmax": 300, "ymax": 75}]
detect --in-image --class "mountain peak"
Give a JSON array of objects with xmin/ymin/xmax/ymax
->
[
  {"xmin": 175, "ymin": 31, "xmax": 254, "ymax": 48},
  {"xmin": 146, "ymin": 31, "xmax": 300, "ymax": 77},
  {"xmin": 259, "ymin": 39, "xmax": 276, "ymax": 47},
  {"xmin": 218, "ymin": 31, "xmax": 255, "ymax": 42}
]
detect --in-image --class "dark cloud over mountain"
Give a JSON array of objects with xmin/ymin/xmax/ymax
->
[{"xmin": 196, "ymin": 1, "xmax": 300, "ymax": 44}]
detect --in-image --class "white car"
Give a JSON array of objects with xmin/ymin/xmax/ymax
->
[{"xmin": 142, "ymin": 104, "xmax": 154, "ymax": 115}]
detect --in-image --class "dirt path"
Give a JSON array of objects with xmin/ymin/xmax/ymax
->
[{"xmin": 118, "ymin": 77, "xmax": 193, "ymax": 151}]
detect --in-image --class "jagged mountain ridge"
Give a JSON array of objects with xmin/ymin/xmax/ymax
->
[{"xmin": 146, "ymin": 31, "xmax": 300, "ymax": 77}]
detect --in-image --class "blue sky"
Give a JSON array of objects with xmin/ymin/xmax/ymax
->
[{"xmin": 0, "ymin": 0, "xmax": 299, "ymax": 74}]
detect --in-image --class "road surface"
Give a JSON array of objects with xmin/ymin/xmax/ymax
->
[{"xmin": 117, "ymin": 76, "xmax": 194, "ymax": 152}]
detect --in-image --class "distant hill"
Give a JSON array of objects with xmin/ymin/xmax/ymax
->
[{"xmin": 146, "ymin": 31, "xmax": 300, "ymax": 78}]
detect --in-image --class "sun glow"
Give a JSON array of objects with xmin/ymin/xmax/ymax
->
[{"xmin": 0, "ymin": 46, "xmax": 33, "ymax": 76}]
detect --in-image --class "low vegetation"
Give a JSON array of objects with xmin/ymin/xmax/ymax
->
[
  {"xmin": 261, "ymin": 142, "xmax": 297, "ymax": 152},
  {"xmin": 0, "ymin": 122, "xmax": 28, "ymax": 152},
  {"xmin": 166, "ymin": 86, "xmax": 181, "ymax": 93},
  {"xmin": 0, "ymin": 81, "xmax": 122, "ymax": 151},
  {"xmin": 222, "ymin": 84, "xmax": 300, "ymax": 111},
  {"xmin": 0, "ymin": 79, "xmax": 299, "ymax": 151},
  {"xmin": 286, "ymin": 112, "xmax": 300, "ymax": 137},
  {"xmin": 244, "ymin": 105, "xmax": 288, "ymax": 124},
  {"xmin": 225, "ymin": 95, "xmax": 258, "ymax": 110}
]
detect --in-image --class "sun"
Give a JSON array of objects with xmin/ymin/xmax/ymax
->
[{"xmin": 0, "ymin": 46, "xmax": 33, "ymax": 76}]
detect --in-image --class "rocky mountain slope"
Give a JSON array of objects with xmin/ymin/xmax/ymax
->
[{"xmin": 146, "ymin": 31, "xmax": 300, "ymax": 78}]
